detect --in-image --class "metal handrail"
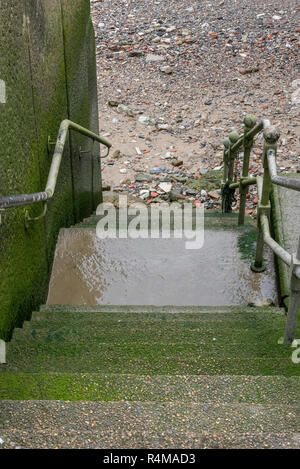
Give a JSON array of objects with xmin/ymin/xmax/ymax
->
[
  {"xmin": 0, "ymin": 119, "xmax": 112, "ymax": 211},
  {"xmin": 223, "ymin": 119, "xmax": 270, "ymax": 161},
  {"xmin": 222, "ymin": 116, "xmax": 271, "ymax": 222},
  {"xmin": 222, "ymin": 114, "xmax": 300, "ymax": 344},
  {"xmin": 260, "ymin": 214, "xmax": 292, "ymax": 268},
  {"xmin": 254, "ymin": 128, "xmax": 300, "ymax": 344},
  {"xmin": 267, "ymin": 151, "xmax": 300, "ymax": 192}
]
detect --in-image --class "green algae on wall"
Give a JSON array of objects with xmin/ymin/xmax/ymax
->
[
  {"xmin": 0, "ymin": 0, "xmax": 101, "ymax": 341},
  {"xmin": 61, "ymin": 0, "xmax": 102, "ymax": 220},
  {"xmin": 0, "ymin": 0, "xmax": 49, "ymax": 341}
]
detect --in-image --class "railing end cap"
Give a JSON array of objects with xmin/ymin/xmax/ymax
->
[
  {"xmin": 244, "ymin": 114, "xmax": 257, "ymax": 128},
  {"xmin": 229, "ymin": 131, "xmax": 240, "ymax": 144},
  {"xmin": 223, "ymin": 137, "xmax": 231, "ymax": 148},
  {"xmin": 263, "ymin": 125, "xmax": 280, "ymax": 144}
]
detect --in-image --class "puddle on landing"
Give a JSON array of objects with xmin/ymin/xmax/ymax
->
[{"xmin": 47, "ymin": 228, "xmax": 277, "ymax": 306}]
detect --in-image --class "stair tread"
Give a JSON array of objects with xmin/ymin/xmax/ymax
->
[
  {"xmin": 38, "ymin": 304, "xmax": 284, "ymax": 314},
  {"xmin": 0, "ymin": 401, "xmax": 298, "ymax": 436},
  {"xmin": 7, "ymin": 331, "xmax": 297, "ymax": 352},
  {"xmin": 3, "ymin": 352, "xmax": 299, "ymax": 376},
  {"xmin": 0, "ymin": 427, "xmax": 298, "ymax": 449},
  {"xmin": 12, "ymin": 328, "xmax": 295, "ymax": 349},
  {"xmin": 0, "ymin": 373, "xmax": 299, "ymax": 403},
  {"xmin": 9, "ymin": 334, "xmax": 296, "ymax": 356}
]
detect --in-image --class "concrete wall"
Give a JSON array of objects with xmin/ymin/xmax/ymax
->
[
  {"xmin": 0, "ymin": 0, "xmax": 101, "ymax": 340},
  {"xmin": 271, "ymin": 174, "xmax": 300, "ymax": 309}
]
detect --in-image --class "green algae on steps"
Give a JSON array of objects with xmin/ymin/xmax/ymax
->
[
  {"xmin": 2, "ymin": 355, "xmax": 298, "ymax": 376},
  {"xmin": 38, "ymin": 304, "xmax": 282, "ymax": 314},
  {"xmin": 0, "ymin": 373, "xmax": 300, "ymax": 403},
  {"xmin": 5, "ymin": 309, "xmax": 298, "ymax": 378},
  {"xmin": 5, "ymin": 338, "xmax": 297, "ymax": 361},
  {"xmin": 11, "ymin": 317, "xmax": 300, "ymax": 347},
  {"xmin": 29, "ymin": 309, "xmax": 288, "ymax": 331},
  {"xmin": 4, "ymin": 342, "xmax": 300, "ymax": 376}
]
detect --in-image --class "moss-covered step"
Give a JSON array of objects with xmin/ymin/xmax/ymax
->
[
  {"xmin": 3, "ymin": 341, "xmax": 300, "ymax": 376},
  {"xmin": 7, "ymin": 334, "xmax": 297, "ymax": 359},
  {"xmin": 11, "ymin": 316, "xmax": 300, "ymax": 348},
  {"xmin": 0, "ymin": 373, "xmax": 300, "ymax": 404},
  {"xmin": 0, "ymin": 401, "xmax": 298, "ymax": 441},
  {"xmin": 38, "ymin": 304, "xmax": 282, "ymax": 314}
]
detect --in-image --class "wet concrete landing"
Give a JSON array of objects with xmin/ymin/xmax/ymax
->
[{"xmin": 47, "ymin": 227, "xmax": 277, "ymax": 307}]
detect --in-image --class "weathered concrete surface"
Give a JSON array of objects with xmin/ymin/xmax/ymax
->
[
  {"xmin": 62, "ymin": 0, "xmax": 102, "ymax": 220},
  {"xmin": 47, "ymin": 227, "xmax": 277, "ymax": 307},
  {"xmin": 0, "ymin": 1, "xmax": 100, "ymax": 340},
  {"xmin": 271, "ymin": 174, "xmax": 300, "ymax": 307},
  {"xmin": 0, "ymin": 399, "xmax": 299, "ymax": 448},
  {"xmin": 25, "ymin": 0, "xmax": 74, "ymax": 264}
]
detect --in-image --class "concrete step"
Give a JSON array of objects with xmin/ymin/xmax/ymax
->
[
  {"xmin": 3, "ymin": 341, "xmax": 299, "ymax": 375},
  {"xmin": 38, "ymin": 304, "xmax": 283, "ymax": 314},
  {"xmin": 0, "ymin": 373, "xmax": 299, "ymax": 404},
  {"xmin": 0, "ymin": 401, "xmax": 298, "ymax": 449},
  {"xmin": 46, "ymin": 223, "xmax": 276, "ymax": 307},
  {"xmin": 0, "ymin": 428, "xmax": 298, "ymax": 449},
  {"xmin": 75, "ymin": 210, "xmax": 254, "ymax": 230},
  {"xmin": 5, "ymin": 308, "xmax": 298, "ymax": 376},
  {"xmin": 11, "ymin": 315, "xmax": 298, "ymax": 349}
]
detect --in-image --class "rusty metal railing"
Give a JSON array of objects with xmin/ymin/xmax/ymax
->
[
  {"xmin": 0, "ymin": 119, "xmax": 112, "ymax": 226},
  {"xmin": 222, "ymin": 114, "xmax": 300, "ymax": 343}
]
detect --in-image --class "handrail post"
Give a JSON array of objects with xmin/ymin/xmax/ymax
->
[
  {"xmin": 284, "ymin": 237, "xmax": 300, "ymax": 344},
  {"xmin": 238, "ymin": 115, "xmax": 256, "ymax": 225},
  {"xmin": 223, "ymin": 137, "xmax": 230, "ymax": 184},
  {"xmin": 222, "ymin": 132, "xmax": 239, "ymax": 213},
  {"xmin": 228, "ymin": 131, "xmax": 240, "ymax": 185},
  {"xmin": 251, "ymin": 125, "xmax": 280, "ymax": 272}
]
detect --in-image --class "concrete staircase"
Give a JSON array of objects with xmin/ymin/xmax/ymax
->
[{"xmin": 0, "ymin": 212, "xmax": 299, "ymax": 449}]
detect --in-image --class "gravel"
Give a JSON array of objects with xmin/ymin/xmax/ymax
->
[{"xmin": 91, "ymin": 0, "xmax": 299, "ymax": 212}]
